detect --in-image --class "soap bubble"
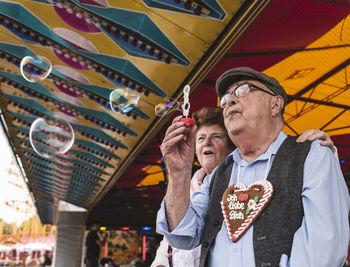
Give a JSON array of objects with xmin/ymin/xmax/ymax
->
[
  {"xmin": 20, "ymin": 55, "xmax": 52, "ymax": 82},
  {"xmin": 155, "ymin": 98, "xmax": 180, "ymax": 116},
  {"xmin": 29, "ymin": 117, "xmax": 75, "ymax": 158},
  {"xmin": 109, "ymin": 88, "xmax": 140, "ymax": 113}
]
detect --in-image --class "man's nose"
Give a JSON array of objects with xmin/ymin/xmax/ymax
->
[{"xmin": 227, "ymin": 97, "xmax": 237, "ymax": 107}]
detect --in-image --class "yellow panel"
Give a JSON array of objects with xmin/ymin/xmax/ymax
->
[
  {"xmin": 285, "ymin": 103, "xmax": 349, "ymax": 135},
  {"xmin": 266, "ymin": 18, "xmax": 350, "ymax": 94},
  {"xmin": 137, "ymin": 161, "xmax": 166, "ymax": 186},
  {"xmin": 264, "ymin": 17, "xmax": 350, "ymax": 137}
]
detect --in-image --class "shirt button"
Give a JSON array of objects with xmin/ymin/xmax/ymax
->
[{"xmin": 203, "ymin": 241, "xmax": 209, "ymax": 248}]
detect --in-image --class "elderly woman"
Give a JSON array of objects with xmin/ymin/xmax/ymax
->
[
  {"xmin": 151, "ymin": 107, "xmax": 335, "ymax": 267},
  {"xmin": 151, "ymin": 107, "xmax": 232, "ymax": 267}
]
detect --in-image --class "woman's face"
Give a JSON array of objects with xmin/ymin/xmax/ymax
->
[{"xmin": 195, "ymin": 124, "xmax": 233, "ymax": 175}]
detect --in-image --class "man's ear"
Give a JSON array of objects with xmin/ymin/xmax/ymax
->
[{"xmin": 271, "ymin": 96, "xmax": 284, "ymax": 117}]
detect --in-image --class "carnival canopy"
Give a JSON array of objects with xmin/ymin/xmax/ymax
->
[{"xmin": 0, "ymin": 0, "xmax": 348, "ymax": 228}]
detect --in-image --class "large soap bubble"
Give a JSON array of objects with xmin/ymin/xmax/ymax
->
[
  {"xmin": 20, "ymin": 55, "xmax": 52, "ymax": 82},
  {"xmin": 29, "ymin": 117, "xmax": 75, "ymax": 158},
  {"xmin": 109, "ymin": 88, "xmax": 140, "ymax": 113}
]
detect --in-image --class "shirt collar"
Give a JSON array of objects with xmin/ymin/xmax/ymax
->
[{"xmin": 225, "ymin": 131, "xmax": 287, "ymax": 164}]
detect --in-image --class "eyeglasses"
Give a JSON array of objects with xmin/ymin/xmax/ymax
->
[{"xmin": 219, "ymin": 83, "xmax": 276, "ymax": 108}]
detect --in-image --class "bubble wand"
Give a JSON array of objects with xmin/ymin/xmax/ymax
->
[{"xmin": 180, "ymin": 85, "xmax": 194, "ymax": 126}]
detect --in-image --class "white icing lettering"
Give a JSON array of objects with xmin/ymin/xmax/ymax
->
[
  {"xmin": 229, "ymin": 210, "xmax": 244, "ymax": 220},
  {"xmin": 227, "ymin": 194, "xmax": 237, "ymax": 202},
  {"xmin": 228, "ymin": 201, "xmax": 244, "ymax": 210}
]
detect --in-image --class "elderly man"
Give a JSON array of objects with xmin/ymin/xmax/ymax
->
[{"xmin": 157, "ymin": 67, "xmax": 350, "ymax": 267}]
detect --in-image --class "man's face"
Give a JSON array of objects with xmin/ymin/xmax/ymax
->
[{"xmin": 222, "ymin": 80, "xmax": 276, "ymax": 138}]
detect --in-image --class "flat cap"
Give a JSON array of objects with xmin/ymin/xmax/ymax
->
[{"xmin": 215, "ymin": 67, "xmax": 288, "ymax": 107}]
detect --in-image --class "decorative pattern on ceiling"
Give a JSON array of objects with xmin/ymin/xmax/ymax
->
[
  {"xmin": 142, "ymin": 0, "xmax": 227, "ymax": 19},
  {"xmin": 0, "ymin": 0, "xmax": 243, "ymax": 223}
]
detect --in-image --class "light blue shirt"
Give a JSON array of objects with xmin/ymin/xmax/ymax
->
[{"xmin": 157, "ymin": 131, "xmax": 350, "ymax": 267}]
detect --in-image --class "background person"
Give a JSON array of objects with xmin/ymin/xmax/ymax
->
[
  {"xmin": 41, "ymin": 251, "xmax": 52, "ymax": 267},
  {"xmin": 85, "ymin": 221, "xmax": 108, "ymax": 267}
]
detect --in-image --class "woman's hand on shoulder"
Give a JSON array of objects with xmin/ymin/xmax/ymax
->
[{"xmin": 297, "ymin": 129, "xmax": 336, "ymax": 153}]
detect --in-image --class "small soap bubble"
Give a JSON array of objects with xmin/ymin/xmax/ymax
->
[
  {"xmin": 29, "ymin": 117, "xmax": 75, "ymax": 158},
  {"xmin": 155, "ymin": 98, "xmax": 180, "ymax": 117},
  {"xmin": 20, "ymin": 55, "xmax": 52, "ymax": 82},
  {"xmin": 109, "ymin": 88, "xmax": 140, "ymax": 113}
]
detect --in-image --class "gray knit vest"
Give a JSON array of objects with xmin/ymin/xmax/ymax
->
[{"xmin": 199, "ymin": 136, "xmax": 311, "ymax": 267}]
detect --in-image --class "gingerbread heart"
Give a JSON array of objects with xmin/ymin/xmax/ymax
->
[{"xmin": 220, "ymin": 180, "xmax": 273, "ymax": 242}]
